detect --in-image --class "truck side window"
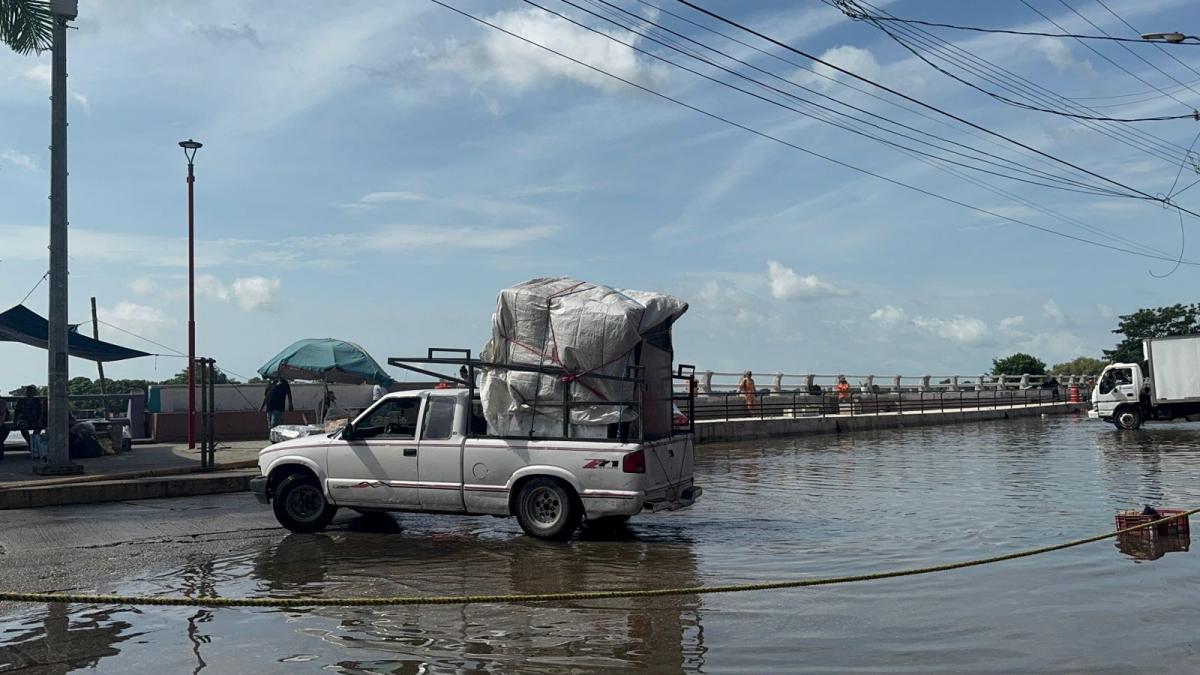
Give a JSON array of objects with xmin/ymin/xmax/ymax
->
[
  {"xmin": 422, "ymin": 397, "xmax": 457, "ymax": 440},
  {"xmin": 358, "ymin": 398, "xmax": 420, "ymax": 439}
]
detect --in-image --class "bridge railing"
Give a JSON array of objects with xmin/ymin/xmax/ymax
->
[
  {"xmin": 682, "ymin": 371, "xmax": 1094, "ymax": 395},
  {"xmin": 679, "ymin": 386, "xmax": 1086, "ymax": 423}
]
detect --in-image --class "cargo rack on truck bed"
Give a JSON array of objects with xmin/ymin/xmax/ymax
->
[{"xmin": 387, "ymin": 348, "xmax": 695, "ymax": 443}]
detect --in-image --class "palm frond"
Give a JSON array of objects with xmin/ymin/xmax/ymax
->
[{"xmin": 0, "ymin": 0, "xmax": 55, "ymax": 55}]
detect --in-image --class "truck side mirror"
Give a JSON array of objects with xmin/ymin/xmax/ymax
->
[{"xmin": 342, "ymin": 424, "xmax": 355, "ymax": 441}]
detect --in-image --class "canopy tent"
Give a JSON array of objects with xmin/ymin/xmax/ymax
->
[{"xmin": 0, "ymin": 304, "xmax": 150, "ymax": 362}]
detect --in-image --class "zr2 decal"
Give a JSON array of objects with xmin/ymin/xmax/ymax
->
[{"xmin": 582, "ymin": 459, "xmax": 618, "ymax": 469}]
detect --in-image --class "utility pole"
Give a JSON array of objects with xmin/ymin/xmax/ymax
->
[
  {"xmin": 38, "ymin": 0, "xmax": 81, "ymax": 475},
  {"xmin": 90, "ymin": 296, "xmax": 107, "ymax": 414}
]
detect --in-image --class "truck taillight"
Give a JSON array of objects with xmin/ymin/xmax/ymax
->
[{"xmin": 622, "ymin": 449, "xmax": 646, "ymax": 474}]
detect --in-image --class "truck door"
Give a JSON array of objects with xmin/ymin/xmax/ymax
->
[
  {"xmin": 326, "ymin": 396, "xmax": 422, "ymax": 508},
  {"xmin": 417, "ymin": 395, "xmax": 467, "ymax": 512},
  {"xmin": 1098, "ymin": 367, "xmax": 1138, "ymax": 405}
]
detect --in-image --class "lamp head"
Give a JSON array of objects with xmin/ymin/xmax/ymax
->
[
  {"xmin": 178, "ymin": 139, "xmax": 202, "ymax": 163},
  {"xmin": 1141, "ymin": 31, "xmax": 1187, "ymax": 43}
]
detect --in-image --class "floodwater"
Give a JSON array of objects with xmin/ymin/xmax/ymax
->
[{"xmin": 3, "ymin": 415, "xmax": 1200, "ymax": 673}]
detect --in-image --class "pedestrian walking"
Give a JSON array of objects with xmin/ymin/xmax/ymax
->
[
  {"xmin": 260, "ymin": 378, "xmax": 293, "ymax": 432},
  {"xmin": 739, "ymin": 371, "xmax": 757, "ymax": 414},
  {"xmin": 371, "ymin": 381, "xmax": 386, "ymax": 402}
]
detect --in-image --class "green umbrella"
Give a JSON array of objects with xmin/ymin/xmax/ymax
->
[{"xmin": 257, "ymin": 338, "xmax": 394, "ymax": 386}]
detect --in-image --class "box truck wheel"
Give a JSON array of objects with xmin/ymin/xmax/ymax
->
[{"xmin": 1114, "ymin": 407, "xmax": 1143, "ymax": 430}]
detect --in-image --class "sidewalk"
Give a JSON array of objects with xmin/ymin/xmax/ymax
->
[{"xmin": 0, "ymin": 439, "xmax": 265, "ymax": 509}]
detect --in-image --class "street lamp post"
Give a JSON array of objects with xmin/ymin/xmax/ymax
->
[{"xmin": 179, "ymin": 139, "xmax": 202, "ymax": 450}]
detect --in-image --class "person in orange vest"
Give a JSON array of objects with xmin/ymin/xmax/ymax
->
[
  {"xmin": 739, "ymin": 371, "xmax": 757, "ymax": 413},
  {"xmin": 836, "ymin": 376, "xmax": 852, "ymax": 400}
]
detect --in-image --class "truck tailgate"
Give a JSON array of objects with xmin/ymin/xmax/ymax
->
[{"xmin": 643, "ymin": 436, "xmax": 695, "ymax": 500}]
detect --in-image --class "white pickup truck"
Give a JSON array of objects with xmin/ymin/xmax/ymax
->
[{"xmin": 250, "ymin": 388, "xmax": 701, "ymax": 539}]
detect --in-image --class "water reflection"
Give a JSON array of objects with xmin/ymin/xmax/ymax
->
[
  {"xmin": 248, "ymin": 514, "xmax": 707, "ymax": 673},
  {"xmin": 0, "ymin": 604, "xmax": 134, "ymax": 673}
]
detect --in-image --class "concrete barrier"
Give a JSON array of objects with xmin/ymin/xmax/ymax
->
[
  {"xmin": 0, "ymin": 470, "xmax": 256, "ymax": 510},
  {"xmin": 694, "ymin": 401, "xmax": 1085, "ymax": 444}
]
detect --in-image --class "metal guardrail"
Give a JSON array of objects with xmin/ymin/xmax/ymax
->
[
  {"xmin": 682, "ymin": 386, "xmax": 1086, "ymax": 423},
  {"xmin": 683, "ymin": 371, "xmax": 1095, "ymax": 394}
]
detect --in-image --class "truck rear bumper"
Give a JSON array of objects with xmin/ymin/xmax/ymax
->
[{"xmin": 643, "ymin": 485, "xmax": 702, "ymax": 513}]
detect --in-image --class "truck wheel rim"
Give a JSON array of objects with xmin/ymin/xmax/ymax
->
[
  {"xmin": 529, "ymin": 486, "xmax": 562, "ymax": 526},
  {"xmin": 286, "ymin": 485, "xmax": 324, "ymax": 522}
]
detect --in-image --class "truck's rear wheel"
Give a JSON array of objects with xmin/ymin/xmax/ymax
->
[
  {"xmin": 515, "ymin": 478, "xmax": 581, "ymax": 540},
  {"xmin": 1114, "ymin": 407, "xmax": 1143, "ymax": 430},
  {"xmin": 273, "ymin": 473, "xmax": 337, "ymax": 533}
]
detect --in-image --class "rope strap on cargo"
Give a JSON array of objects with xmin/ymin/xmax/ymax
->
[{"xmin": 1, "ymin": 508, "xmax": 1194, "ymax": 608}]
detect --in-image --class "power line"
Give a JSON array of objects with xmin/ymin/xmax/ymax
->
[
  {"xmin": 828, "ymin": 3, "xmax": 1200, "ymax": 46},
  {"xmin": 674, "ymin": 0, "xmax": 1200, "ymax": 221},
  {"xmin": 17, "ymin": 271, "xmax": 48, "ymax": 306},
  {"xmin": 95, "ymin": 319, "xmax": 187, "ymax": 357},
  {"xmin": 572, "ymin": 0, "xmax": 1172, "ymax": 257},
  {"xmin": 1092, "ymin": 0, "xmax": 1200, "ymax": 81},
  {"xmin": 842, "ymin": 0, "xmax": 1194, "ymax": 168},
  {"xmin": 427, "ymin": 0, "xmax": 1200, "ymax": 266},
  {"xmin": 1054, "ymin": 0, "xmax": 1200, "ymax": 102},
  {"xmin": 630, "ymin": 0, "xmax": 1137, "ymax": 192},
  {"xmin": 835, "ymin": 0, "xmax": 1198, "ymax": 122},
  {"xmin": 1020, "ymin": 0, "xmax": 1195, "ymax": 110},
  {"xmin": 551, "ymin": 0, "xmax": 1130, "ymax": 198}
]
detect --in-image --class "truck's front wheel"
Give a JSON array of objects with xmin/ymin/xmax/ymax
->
[
  {"xmin": 273, "ymin": 473, "xmax": 338, "ymax": 533},
  {"xmin": 1114, "ymin": 407, "xmax": 1143, "ymax": 431},
  {"xmin": 515, "ymin": 478, "xmax": 581, "ymax": 540}
]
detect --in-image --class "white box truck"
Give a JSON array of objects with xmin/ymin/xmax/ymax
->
[{"xmin": 1089, "ymin": 334, "xmax": 1200, "ymax": 429}]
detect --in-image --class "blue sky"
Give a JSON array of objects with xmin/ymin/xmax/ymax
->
[{"xmin": 3, "ymin": 0, "xmax": 1200, "ymax": 391}]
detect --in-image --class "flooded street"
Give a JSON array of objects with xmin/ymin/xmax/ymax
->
[{"xmin": 3, "ymin": 415, "xmax": 1200, "ymax": 673}]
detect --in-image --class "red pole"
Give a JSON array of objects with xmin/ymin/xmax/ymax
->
[{"xmin": 187, "ymin": 160, "xmax": 196, "ymax": 449}]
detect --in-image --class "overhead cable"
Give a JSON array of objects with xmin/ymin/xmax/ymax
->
[{"xmin": 427, "ymin": 0, "xmax": 1200, "ymax": 266}]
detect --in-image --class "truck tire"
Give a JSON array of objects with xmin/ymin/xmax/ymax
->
[
  {"xmin": 273, "ymin": 473, "xmax": 338, "ymax": 533},
  {"xmin": 1114, "ymin": 407, "xmax": 1143, "ymax": 431},
  {"xmin": 515, "ymin": 477, "xmax": 581, "ymax": 540}
]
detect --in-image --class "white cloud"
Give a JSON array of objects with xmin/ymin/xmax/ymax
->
[
  {"xmin": 24, "ymin": 64, "xmax": 50, "ymax": 86},
  {"xmin": 71, "ymin": 91, "xmax": 90, "ymax": 112},
  {"xmin": 128, "ymin": 276, "xmax": 156, "ymax": 296},
  {"xmin": 1042, "ymin": 299, "xmax": 1064, "ymax": 323},
  {"xmin": 338, "ymin": 191, "xmax": 427, "ymax": 209},
  {"xmin": 869, "ymin": 304, "xmax": 906, "ymax": 325},
  {"xmin": 766, "ymin": 260, "xmax": 850, "ymax": 301},
  {"xmin": 911, "ymin": 315, "xmax": 990, "ymax": 345},
  {"xmin": 196, "ymin": 274, "xmax": 231, "ymax": 301},
  {"xmin": 441, "ymin": 8, "xmax": 668, "ymax": 92},
  {"xmin": 999, "ymin": 315, "xmax": 1025, "ymax": 332},
  {"xmin": 1, "ymin": 149, "xmax": 39, "ymax": 172},
  {"xmin": 232, "ymin": 276, "xmax": 280, "ymax": 311},
  {"xmin": 795, "ymin": 45, "xmax": 881, "ymax": 90},
  {"xmin": 1032, "ymin": 37, "xmax": 1094, "ymax": 76},
  {"xmin": 98, "ymin": 302, "xmax": 174, "ymax": 337}
]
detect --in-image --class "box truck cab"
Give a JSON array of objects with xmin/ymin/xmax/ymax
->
[{"xmin": 1090, "ymin": 334, "xmax": 1200, "ymax": 430}]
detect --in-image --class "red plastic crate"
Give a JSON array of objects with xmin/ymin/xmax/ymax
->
[{"xmin": 1116, "ymin": 509, "xmax": 1191, "ymax": 538}]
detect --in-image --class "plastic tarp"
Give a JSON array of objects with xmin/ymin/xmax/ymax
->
[
  {"xmin": 480, "ymin": 278, "xmax": 687, "ymax": 437},
  {"xmin": 0, "ymin": 304, "xmax": 150, "ymax": 362},
  {"xmin": 258, "ymin": 338, "xmax": 395, "ymax": 385}
]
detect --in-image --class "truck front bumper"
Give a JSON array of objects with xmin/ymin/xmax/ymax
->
[{"xmin": 249, "ymin": 476, "xmax": 269, "ymax": 504}]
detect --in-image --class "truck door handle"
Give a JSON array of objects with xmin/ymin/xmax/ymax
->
[{"xmin": 403, "ymin": 448, "xmax": 417, "ymax": 457}]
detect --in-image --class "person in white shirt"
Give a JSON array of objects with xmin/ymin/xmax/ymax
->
[{"xmin": 372, "ymin": 382, "xmax": 386, "ymax": 401}]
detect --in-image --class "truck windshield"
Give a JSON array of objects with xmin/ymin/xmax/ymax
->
[{"xmin": 1099, "ymin": 368, "xmax": 1132, "ymax": 394}]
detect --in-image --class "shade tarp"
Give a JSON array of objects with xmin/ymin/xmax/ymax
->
[
  {"xmin": 0, "ymin": 304, "xmax": 151, "ymax": 362},
  {"xmin": 257, "ymin": 338, "xmax": 394, "ymax": 385}
]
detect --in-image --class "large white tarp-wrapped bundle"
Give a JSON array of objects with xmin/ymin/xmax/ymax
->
[{"xmin": 480, "ymin": 278, "xmax": 688, "ymax": 438}]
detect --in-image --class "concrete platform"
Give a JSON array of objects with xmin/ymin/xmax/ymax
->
[
  {"xmin": 694, "ymin": 401, "xmax": 1086, "ymax": 443},
  {"xmin": 0, "ymin": 439, "xmax": 264, "ymax": 509}
]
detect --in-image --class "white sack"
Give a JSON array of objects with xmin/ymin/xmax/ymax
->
[{"xmin": 480, "ymin": 278, "xmax": 687, "ymax": 437}]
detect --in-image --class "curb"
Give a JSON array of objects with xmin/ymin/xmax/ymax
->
[
  {"xmin": 0, "ymin": 470, "xmax": 257, "ymax": 510},
  {"xmin": 0, "ymin": 459, "xmax": 259, "ymax": 489}
]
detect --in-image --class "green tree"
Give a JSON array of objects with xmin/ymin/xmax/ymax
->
[
  {"xmin": 1049, "ymin": 356, "xmax": 1107, "ymax": 377},
  {"xmin": 0, "ymin": 0, "xmax": 53, "ymax": 55},
  {"xmin": 991, "ymin": 353, "xmax": 1047, "ymax": 376},
  {"xmin": 1103, "ymin": 303, "xmax": 1200, "ymax": 365},
  {"xmin": 158, "ymin": 369, "xmax": 239, "ymax": 385}
]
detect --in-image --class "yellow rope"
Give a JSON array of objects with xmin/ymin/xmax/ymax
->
[{"xmin": 0, "ymin": 508, "xmax": 1193, "ymax": 608}]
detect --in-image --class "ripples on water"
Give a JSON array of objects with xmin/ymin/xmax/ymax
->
[{"xmin": 3, "ymin": 416, "xmax": 1200, "ymax": 673}]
